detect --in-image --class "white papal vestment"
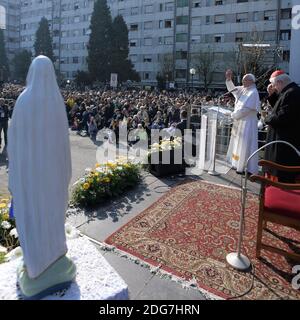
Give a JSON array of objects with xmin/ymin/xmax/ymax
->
[{"xmin": 226, "ymin": 80, "xmax": 260, "ymax": 174}]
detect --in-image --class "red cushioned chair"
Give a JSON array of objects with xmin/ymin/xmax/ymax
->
[{"xmin": 250, "ymin": 160, "xmax": 300, "ymax": 262}]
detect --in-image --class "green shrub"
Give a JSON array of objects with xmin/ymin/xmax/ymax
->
[{"xmin": 71, "ymin": 160, "xmax": 140, "ymax": 208}]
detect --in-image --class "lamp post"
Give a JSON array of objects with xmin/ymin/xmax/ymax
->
[
  {"xmin": 226, "ymin": 140, "xmax": 300, "ymax": 271},
  {"xmin": 189, "ymin": 67, "xmax": 196, "ymax": 92}
]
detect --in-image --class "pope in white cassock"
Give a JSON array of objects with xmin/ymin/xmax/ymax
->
[
  {"xmin": 225, "ymin": 70, "xmax": 260, "ymax": 175},
  {"xmin": 8, "ymin": 55, "xmax": 76, "ymax": 299}
]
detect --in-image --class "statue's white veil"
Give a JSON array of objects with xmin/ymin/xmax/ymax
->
[{"xmin": 8, "ymin": 55, "xmax": 71, "ymax": 278}]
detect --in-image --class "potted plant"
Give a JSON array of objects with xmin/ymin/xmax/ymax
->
[{"xmin": 147, "ymin": 137, "xmax": 185, "ymax": 177}]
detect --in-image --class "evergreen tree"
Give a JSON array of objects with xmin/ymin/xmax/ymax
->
[
  {"xmin": 13, "ymin": 50, "xmax": 32, "ymax": 82},
  {"xmin": 0, "ymin": 29, "xmax": 10, "ymax": 82},
  {"xmin": 87, "ymin": 0, "xmax": 113, "ymax": 82},
  {"xmin": 74, "ymin": 70, "xmax": 92, "ymax": 89},
  {"xmin": 111, "ymin": 15, "xmax": 140, "ymax": 82},
  {"xmin": 34, "ymin": 17, "xmax": 54, "ymax": 61}
]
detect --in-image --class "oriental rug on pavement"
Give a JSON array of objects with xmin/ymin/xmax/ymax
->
[{"xmin": 105, "ymin": 180, "xmax": 300, "ymax": 300}]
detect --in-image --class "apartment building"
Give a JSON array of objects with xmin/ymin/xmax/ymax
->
[
  {"xmin": 16, "ymin": 0, "xmax": 300, "ymax": 86},
  {"xmin": 0, "ymin": 0, "xmax": 20, "ymax": 72}
]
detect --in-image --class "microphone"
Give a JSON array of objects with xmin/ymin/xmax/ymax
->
[{"xmin": 218, "ymin": 88, "xmax": 238, "ymax": 100}]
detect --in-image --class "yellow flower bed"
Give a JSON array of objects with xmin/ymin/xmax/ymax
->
[
  {"xmin": 71, "ymin": 159, "xmax": 140, "ymax": 208},
  {"xmin": 0, "ymin": 198, "xmax": 19, "ymax": 253}
]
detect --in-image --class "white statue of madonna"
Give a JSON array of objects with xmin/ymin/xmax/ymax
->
[{"xmin": 7, "ymin": 55, "xmax": 76, "ymax": 299}]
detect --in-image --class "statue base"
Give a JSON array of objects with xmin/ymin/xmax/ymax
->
[
  {"xmin": 17, "ymin": 255, "xmax": 76, "ymax": 300},
  {"xmin": 0, "ymin": 236, "xmax": 128, "ymax": 300}
]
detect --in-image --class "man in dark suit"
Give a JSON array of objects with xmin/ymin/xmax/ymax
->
[
  {"xmin": 264, "ymin": 70, "xmax": 300, "ymax": 182},
  {"xmin": 176, "ymin": 110, "xmax": 188, "ymax": 135},
  {"xmin": 0, "ymin": 98, "xmax": 10, "ymax": 149}
]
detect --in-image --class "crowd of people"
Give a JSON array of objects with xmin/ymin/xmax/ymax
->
[
  {"xmin": 63, "ymin": 88, "xmax": 234, "ymax": 142},
  {"xmin": 1, "ymin": 67, "xmax": 300, "ymax": 183}
]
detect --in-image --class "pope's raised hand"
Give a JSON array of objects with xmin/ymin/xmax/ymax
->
[{"xmin": 225, "ymin": 69, "xmax": 233, "ymax": 81}]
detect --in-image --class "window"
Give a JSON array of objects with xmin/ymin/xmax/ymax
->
[
  {"xmin": 281, "ymin": 9, "xmax": 291, "ymax": 20},
  {"xmin": 130, "ymin": 24, "xmax": 138, "ymax": 31},
  {"xmin": 144, "ymin": 38, "xmax": 153, "ymax": 46},
  {"xmin": 130, "ymin": 54, "xmax": 138, "ymax": 63},
  {"xmin": 130, "ymin": 39, "xmax": 138, "ymax": 47},
  {"xmin": 214, "ymin": 15, "xmax": 225, "ymax": 24},
  {"xmin": 176, "ymin": 16, "xmax": 189, "ymax": 25},
  {"xmin": 164, "ymin": 36, "xmax": 173, "ymax": 45},
  {"xmin": 118, "ymin": 9, "xmax": 125, "ymax": 16},
  {"xmin": 176, "ymin": 33, "xmax": 188, "ymax": 42},
  {"xmin": 176, "ymin": 50, "xmax": 188, "ymax": 59},
  {"xmin": 282, "ymin": 50, "xmax": 290, "ymax": 62},
  {"xmin": 175, "ymin": 69, "xmax": 186, "ymax": 78},
  {"xmin": 177, "ymin": 0, "xmax": 188, "ymax": 7},
  {"xmin": 214, "ymin": 34, "xmax": 224, "ymax": 43},
  {"xmin": 165, "ymin": 20, "xmax": 173, "ymax": 28},
  {"xmin": 165, "ymin": 2, "xmax": 174, "ymax": 11},
  {"xmin": 264, "ymin": 11, "xmax": 276, "ymax": 21},
  {"xmin": 144, "ymin": 21, "xmax": 153, "ymax": 30},
  {"xmin": 236, "ymin": 13, "xmax": 248, "ymax": 23},
  {"xmin": 280, "ymin": 30, "xmax": 291, "ymax": 41},
  {"xmin": 131, "ymin": 7, "xmax": 138, "ymax": 15},
  {"xmin": 213, "ymin": 52, "xmax": 224, "ymax": 60},
  {"xmin": 143, "ymin": 55, "xmax": 152, "ymax": 62},
  {"xmin": 235, "ymin": 32, "xmax": 246, "ymax": 42},
  {"xmin": 144, "ymin": 5, "xmax": 153, "ymax": 14},
  {"xmin": 264, "ymin": 31, "xmax": 276, "ymax": 41},
  {"xmin": 191, "ymin": 35, "xmax": 201, "ymax": 43}
]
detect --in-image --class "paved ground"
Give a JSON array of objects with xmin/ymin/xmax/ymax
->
[{"xmin": 0, "ymin": 131, "xmax": 261, "ymax": 300}]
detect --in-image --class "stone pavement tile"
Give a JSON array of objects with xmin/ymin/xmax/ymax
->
[
  {"xmin": 100, "ymin": 250, "xmax": 154, "ymax": 300},
  {"xmin": 99, "ymin": 249, "xmax": 206, "ymax": 300},
  {"xmin": 140, "ymin": 171, "xmax": 159, "ymax": 186},
  {"xmin": 135, "ymin": 275, "xmax": 207, "ymax": 300},
  {"xmin": 77, "ymin": 189, "xmax": 165, "ymax": 242}
]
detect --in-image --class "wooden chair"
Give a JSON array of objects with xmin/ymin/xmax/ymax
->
[{"xmin": 250, "ymin": 160, "xmax": 300, "ymax": 262}]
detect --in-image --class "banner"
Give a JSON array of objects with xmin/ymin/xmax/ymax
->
[{"xmin": 110, "ymin": 73, "xmax": 118, "ymax": 88}]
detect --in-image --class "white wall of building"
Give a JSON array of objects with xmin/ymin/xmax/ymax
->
[
  {"xmin": 290, "ymin": 0, "xmax": 300, "ymax": 84},
  {"xmin": 15, "ymin": 0, "xmax": 295, "ymax": 87}
]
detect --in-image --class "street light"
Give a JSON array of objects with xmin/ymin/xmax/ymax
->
[{"xmin": 189, "ymin": 68, "xmax": 196, "ymax": 91}]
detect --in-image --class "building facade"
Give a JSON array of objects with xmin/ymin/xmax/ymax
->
[
  {"xmin": 16, "ymin": 0, "xmax": 299, "ymax": 86},
  {"xmin": 0, "ymin": 0, "xmax": 20, "ymax": 75}
]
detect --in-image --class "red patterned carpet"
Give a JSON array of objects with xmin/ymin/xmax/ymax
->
[{"xmin": 105, "ymin": 180, "xmax": 300, "ymax": 300}]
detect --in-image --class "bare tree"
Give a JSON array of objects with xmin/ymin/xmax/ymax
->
[
  {"xmin": 236, "ymin": 31, "xmax": 275, "ymax": 83},
  {"xmin": 191, "ymin": 48, "xmax": 216, "ymax": 92},
  {"xmin": 160, "ymin": 53, "xmax": 174, "ymax": 81}
]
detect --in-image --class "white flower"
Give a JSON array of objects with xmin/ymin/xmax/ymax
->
[
  {"xmin": 85, "ymin": 168, "xmax": 92, "ymax": 173},
  {"xmin": 5, "ymin": 246, "xmax": 23, "ymax": 261},
  {"xmin": 0, "ymin": 245, "xmax": 7, "ymax": 254},
  {"xmin": 65, "ymin": 223, "xmax": 80, "ymax": 239},
  {"xmin": 9, "ymin": 228, "xmax": 18, "ymax": 238},
  {"xmin": 1, "ymin": 221, "xmax": 11, "ymax": 230}
]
